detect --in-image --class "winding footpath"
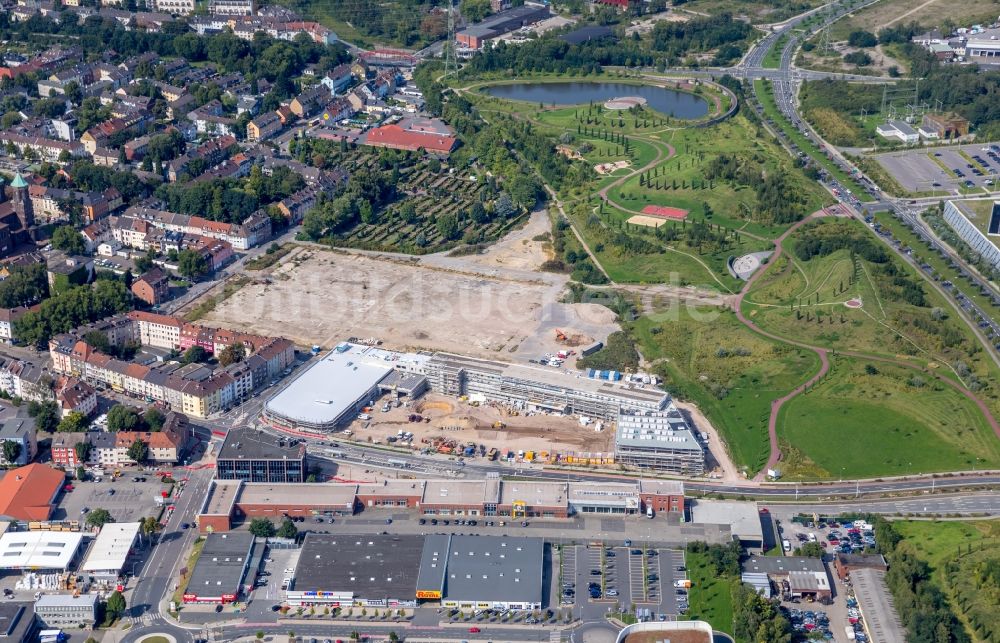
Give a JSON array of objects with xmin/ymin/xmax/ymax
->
[{"xmin": 735, "ymin": 213, "xmax": 1000, "ymax": 481}]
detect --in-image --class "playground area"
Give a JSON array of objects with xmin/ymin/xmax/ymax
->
[{"xmin": 595, "ymin": 160, "xmax": 632, "ymax": 174}]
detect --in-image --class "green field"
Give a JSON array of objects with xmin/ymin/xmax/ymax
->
[
  {"xmin": 631, "ymin": 308, "xmax": 821, "ymax": 474},
  {"xmin": 777, "ymin": 357, "xmax": 1000, "ymax": 479},
  {"xmin": 745, "ymin": 219, "xmax": 995, "ymax": 382},
  {"xmin": 684, "ymin": 550, "xmax": 736, "ymax": 635},
  {"xmin": 680, "ymin": 0, "xmax": 825, "ymax": 22}
]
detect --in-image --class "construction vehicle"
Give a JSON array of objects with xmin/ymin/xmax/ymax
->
[
  {"xmin": 492, "ymin": 421, "xmax": 507, "ymax": 429},
  {"xmin": 487, "ymin": 448, "xmax": 499, "ymax": 461},
  {"xmin": 555, "ymin": 329, "xmax": 567, "ymax": 342},
  {"xmin": 525, "ymin": 451, "xmax": 535, "ymax": 462}
]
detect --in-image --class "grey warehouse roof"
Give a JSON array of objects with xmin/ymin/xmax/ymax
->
[
  {"xmin": 742, "ymin": 555, "xmax": 826, "ymax": 575},
  {"xmin": 294, "ymin": 534, "xmax": 424, "ymax": 599},
  {"xmin": 186, "ymin": 532, "xmax": 255, "ymax": 597},
  {"xmin": 218, "ymin": 427, "xmax": 306, "ymax": 461},
  {"xmin": 418, "ymin": 535, "xmax": 544, "ymax": 604}
]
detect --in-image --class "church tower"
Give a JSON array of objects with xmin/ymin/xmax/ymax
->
[{"xmin": 9, "ymin": 173, "xmax": 33, "ymax": 229}]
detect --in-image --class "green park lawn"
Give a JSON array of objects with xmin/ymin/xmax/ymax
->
[
  {"xmin": 684, "ymin": 550, "xmax": 736, "ymax": 635},
  {"xmin": 777, "ymin": 357, "xmax": 1000, "ymax": 479},
  {"xmin": 745, "ymin": 219, "xmax": 995, "ymax": 382},
  {"xmin": 632, "ymin": 308, "xmax": 821, "ymax": 474}
]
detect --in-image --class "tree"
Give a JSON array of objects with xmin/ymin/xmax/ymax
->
[
  {"xmin": 796, "ymin": 542, "xmax": 826, "ymax": 558},
  {"xmin": 143, "ymin": 407, "xmax": 165, "ymax": 431},
  {"xmin": 74, "ymin": 440, "xmax": 92, "ymax": 463},
  {"xmin": 182, "ymin": 345, "xmax": 208, "ymax": 364},
  {"xmin": 140, "ymin": 516, "xmax": 162, "ymax": 536},
  {"xmin": 51, "ymin": 225, "xmax": 86, "ymax": 255},
  {"xmin": 27, "ymin": 400, "xmax": 59, "ymax": 433},
  {"xmin": 435, "ymin": 214, "xmax": 460, "ymax": 240},
  {"xmin": 1, "ymin": 440, "xmax": 22, "ymax": 466},
  {"xmin": 58, "ymin": 411, "xmax": 89, "ymax": 433},
  {"xmin": 177, "ymin": 249, "xmax": 209, "ymax": 279},
  {"xmin": 106, "ymin": 404, "xmax": 139, "ymax": 432},
  {"xmin": 847, "ymin": 30, "xmax": 878, "ymax": 47},
  {"xmin": 248, "ymin": 517, "xmax": 276, "ymax": 538},
  {"xmin": 105, "ymin": 590, "xmax": 126, "ymax": 619},
  {"xmin": 218, "ymin": 342, "xmax": 247, "ymax": 367},
  {"xmin": 86, "ymin": 508, "xmax": 114, "ymax": 528},
  {"xmin": 276, "ymin": 518, "xmax": 298, "ymax": 539},
  {"xmin": 127, "ymin": 438, "xmax": 147, "ymax": 464}
]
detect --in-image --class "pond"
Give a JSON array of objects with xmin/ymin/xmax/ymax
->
[{"xmin": 482, "ymin": 81, "xmax": 710, "ymax": 119}]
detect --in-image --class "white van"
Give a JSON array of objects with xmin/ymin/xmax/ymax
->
[{"xmin": 646, "ymin": 507, "xmax": 654, "ymax": 519}]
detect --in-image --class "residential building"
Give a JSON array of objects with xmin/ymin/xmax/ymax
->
[
  {"xmin": 247, "ymin": 111, "xmax": 283, "ymax": 142},
  {"xmin": 0, "ymin": 305, "xmax": 37, "ymax": 343},
  {"xmin": 289, "ymin": 85, "xmax": 331, "ymax": 118},
  {"xmin": 50, "ymin": 432, "xmax": 89, "ymax": 468},
  {"xmin": 209, "ymin": 0, "xmax": 255, "ymax": 15},
  {"xmin": 320, "ymin": 64, "xmax": 353, "ymax": 94},
  {"xmin": 154, "ymin": 0, "xmax": 195, "ymax": 13},
  {"xmin": 55, "ymin": 376, "xmax": 97, "ymax": 418},
  {"xmin": 0, "ymin": 417, "xmax": 36, "ymax": 466},
  {"xmin": 131, "ymin": 267, "xmax": 171, "ymax": 306}
]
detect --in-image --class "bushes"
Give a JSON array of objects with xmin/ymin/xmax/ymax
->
[
  {"xmin": 876, "ymin": 519, "xmax": 971, "ymax": 643},
  {"xmin": 576, "ymin": 332, "xmax": 639, "ymax": 372}
]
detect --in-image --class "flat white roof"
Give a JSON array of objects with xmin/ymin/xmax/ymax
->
[
  {"xmin": 0, "ymin": 532, "xmax": 84, "ymax": 570},
  {"xmin": 690, "ymin": 499, "xmax": 763, "ymax": 543},
  {"xmin": 265, "ymin": 343, "xmax": 414, "ymax": 426},
  {"xmin": 82, "ymin": 522, "xmax": 140, "ymax": 573}
]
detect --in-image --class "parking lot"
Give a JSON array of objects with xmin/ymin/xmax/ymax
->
[
  {"xmin": 562, "ymin": 544, "xmax": 686, "ymax": 622},
  {"xmin": 875, "ymin": 142, "xmax": 1000, "ymax": 193},
  {"xmin": 53, "ymin": 477, "xmax": 172, "ymax": 523}
]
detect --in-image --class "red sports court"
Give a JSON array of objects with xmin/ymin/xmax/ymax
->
[{"xmin": 641, "ymin": 205, "xmax": 689, "ymax": 219}]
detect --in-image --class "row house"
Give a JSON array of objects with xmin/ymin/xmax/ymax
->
[
  {"xmin": 0, "ymin": 358, "xmax": 54, "ymax": 403},
  {"xmin": 187, "ymin": 100, "xmax": 237, "ymax": 136},
  {"xmin": 167, "ymin": 135, "xmax": 237, "ymax": 182},
  {"xmin": 289, "ymin": 85, "xmax": 331, "ymax": 119},
  {"xmin": 274, "ymin": 173, "xmax": 345, "ymax": 225},
  {"xmin": 50, "ymin": 432, "xmax": 89, "ymax": 468},
  {"xmin": 247, "ymin": 111, "xmax": 282, "ymax": 142},
  {"xmin": 209, "ymin": 0, "xmax": 255, "ymax": 16},
  {"xmin": 120, "ymin": 206, "xmax": 271, "ymax": 251},
  {"xmin": 189, "ymin": 153, "xmax": 253, "ymax": 184},
  {"xmin": 49, "ymin": 314, "xmax": 295, "ymax": 417},
  {"xmin": 154, "ymin": 0, "xmax": 195, "ymax": 14},
  {"xmin": 0, "ymin": 132, "xmax": 86, "ymax": 162},
  {"xmin": 54, "ymin": 376, "xmax": 97, "ymax": 419},
  {"xmin": 80, "ymin": 112, "xmax": 150, "ymax": 154},
  {"xmin": 27, "ymin": 186, "xmax": 121, "ymax": 224}
]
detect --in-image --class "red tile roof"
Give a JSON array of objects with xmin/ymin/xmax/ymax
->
[
  {"xmin": 364, "ymin": 124, "xmax": 456, "ymax": 154},
  {"xmin": 0, "ymin": 464, "xmax": 64, "ymax": 521}
]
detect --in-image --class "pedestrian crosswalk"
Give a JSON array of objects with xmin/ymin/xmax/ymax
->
[{"xmin": 128, "ymin": 612, "xmax": 159, "ymax": 627}]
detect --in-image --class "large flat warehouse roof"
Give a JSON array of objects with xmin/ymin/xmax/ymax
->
[
  {"xmin": 423, "ymin": 535, "xmax": 544, "ymax": 604},
  {"xmin": 294, "ymin": 534, "xmax": 424, "ymax": 599},
  {"xmin": 264, "ymin": 343, "xmax": 412, "ymax": 427},
  {"xmin": 0, "ymin": 532, "xmax": 83, "ymax": 570}
]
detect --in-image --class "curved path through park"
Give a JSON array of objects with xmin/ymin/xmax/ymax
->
[{"xmin": 734, "ymin": 213, "xmax": 1000, "ymax": 481}]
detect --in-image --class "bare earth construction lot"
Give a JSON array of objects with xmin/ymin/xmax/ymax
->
[{"xmin": 204, "ymin": 213, "xmax": 620, "ymax": 361}]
